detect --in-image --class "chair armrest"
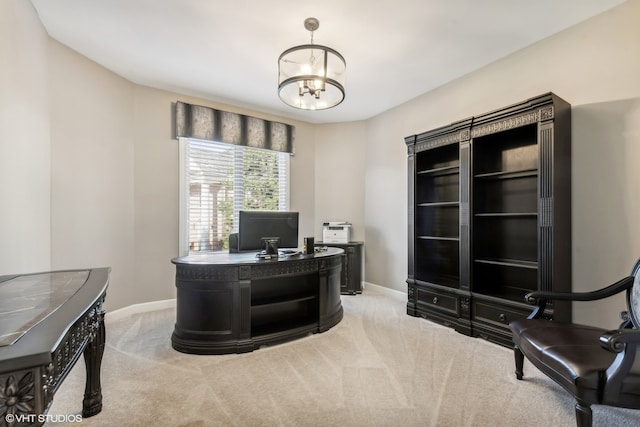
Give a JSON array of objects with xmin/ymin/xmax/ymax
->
[
  {"xmin": 600, "ymin": 329, "xmax": 640, "ymax": 352},
  {"xmin": 599, "ymin": 328, "xmax": 640, "ymax": 403},
  {"xmin": 525, "ymin": 276, "xmax": 634, "ymax": 304},
  {"xmin": 522, "ymin": 276, "xmax": 634, "ymax": 320}
]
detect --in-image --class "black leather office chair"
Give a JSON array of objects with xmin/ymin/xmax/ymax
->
[{"xmin": 510, "ymin": 259, "xmax": 640, "ymax": 427}]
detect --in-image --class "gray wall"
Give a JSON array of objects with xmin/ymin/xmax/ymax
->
[
  {"xmin": 0, "ymin": 0, "xmax": 51, "ymax": 273},
  {"xmin": 363, "ymin": 1, "xmax": 640, "ymax": 328}
]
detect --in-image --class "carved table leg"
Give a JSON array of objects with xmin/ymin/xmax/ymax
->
[
  {"xmin": 82, "ymin": 303, "xmax": 105, "ymax": 417},
  {"xmin": 514, "ymin": 345, "xmax": 524, "ymax": 380}
]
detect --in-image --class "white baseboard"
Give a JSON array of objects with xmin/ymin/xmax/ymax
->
[
  {"xmin": 105, "ymin": 299, "xmax": 176, "ymax": 323},
  {"xmin": 363, "ymin": 282, "xmax": 407, "ymax": 301}
]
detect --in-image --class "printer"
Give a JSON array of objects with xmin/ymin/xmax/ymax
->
[{"xmin": 322, "ymin": 222, "xmax": 351, "ymax": 244}]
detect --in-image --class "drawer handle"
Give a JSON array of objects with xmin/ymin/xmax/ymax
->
[
  {"xmin": 499, "ymin": 313, "xmax": 506, "ymax": 322},
  {"xmin": 432, "ymin": 297, "xmax": 439, "ymax": 304}
]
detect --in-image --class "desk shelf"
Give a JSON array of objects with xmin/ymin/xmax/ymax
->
[{"xmin": 251, "ymin": 294, "xmax": 319, "ymax": 337}]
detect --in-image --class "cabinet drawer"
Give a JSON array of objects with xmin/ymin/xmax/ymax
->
[
  {"xmin": 472, "ymin": 300, "xmax": 530, "ymax": 328},
  {"xmin": 416, "ymin": 288, "xmax": 459, "ymax": 316}
]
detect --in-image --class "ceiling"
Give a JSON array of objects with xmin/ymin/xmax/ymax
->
[{"xmin": 30, "ymin": 0, "xmax": 625, "ymax": 124}]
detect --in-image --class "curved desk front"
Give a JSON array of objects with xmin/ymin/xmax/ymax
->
[{"xmin": 171, "ymin": 248, "xmax": 344, "ymax": 354}]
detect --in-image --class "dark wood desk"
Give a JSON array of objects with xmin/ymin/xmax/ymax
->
[
  {"xmin": 0, "ymin": 268, "xmax": 109, "ymax": 425},
  {"xmin": 171, "ymin": 248, "xmax": 344, "ymax": 354}
]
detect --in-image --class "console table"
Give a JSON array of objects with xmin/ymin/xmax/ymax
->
[
  {"xmin": 171, "ymin": 248, "xmax": 344, "ymax": 354},
  {"xmin": 0, "ymin": 268, "xmax": 109, "ymax": 425}
]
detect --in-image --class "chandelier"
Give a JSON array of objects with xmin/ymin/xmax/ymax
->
[{"xmin": 278, "ymin": 18, "xmax": 346, "ymax": 110}]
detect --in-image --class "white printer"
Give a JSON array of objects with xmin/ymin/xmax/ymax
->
[{"xmin": 322, "ymin": 222, "xmax": 352, "ymax": 244}]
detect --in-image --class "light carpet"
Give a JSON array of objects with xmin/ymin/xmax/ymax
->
[{"xmin": 46, "ymin": 285, "xmax": 640, "ymax": 426}]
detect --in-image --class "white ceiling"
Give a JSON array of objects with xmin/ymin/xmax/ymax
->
[{"xmin": 30, "ymin": 0, "xmax": 625, "ymax": 124}]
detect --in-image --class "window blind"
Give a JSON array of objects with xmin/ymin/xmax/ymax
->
[{"xmin": 182, "ymin": 138, "xmax": 290, "ymax": 253}]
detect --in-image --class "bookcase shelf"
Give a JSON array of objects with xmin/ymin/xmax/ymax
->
[
  {"xmin": 417, "ymin": 236, "xmax": 460, "ymax": 241},
  {"xmin": 418, "ymin": 165, "xmax": 460, "ymax": 176},
  {"xmin": 418, "ymin": 201, "xmax": 459, "ymax": 207},
  {"xmin": 474, "ymin": 169, "xmax": 537, "ymax": 179},
  {"xmin": 474, "ymin": 212, "xmax": 537, "ymax": 217},
  {"xmin": 405, "ymin": 93, "xmax": 572, "ymax": 347}
]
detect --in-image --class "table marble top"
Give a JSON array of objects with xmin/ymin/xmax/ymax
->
[{"xmin": 0, "ymin": 270, "xmax": 89, "ymax": 346}]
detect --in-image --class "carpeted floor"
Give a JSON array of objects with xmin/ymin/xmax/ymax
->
[{"xmin": 46, "ymin": 285, "xmax": 640, "ymax": 426}]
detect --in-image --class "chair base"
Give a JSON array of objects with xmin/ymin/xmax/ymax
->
[
  {"xmin": 514, "ymin": 345, "xmax": 594, "ymax": 427},
  {"xmin": 575, "ymin": 401, "xmax": 592, "ymax": 427},
  {"xmin": 514, "ymin": 346, "xmax": 524, "ymax": 380}
]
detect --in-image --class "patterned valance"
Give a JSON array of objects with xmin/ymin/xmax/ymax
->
[{"xmin": 174, "ymin": 101, "xmax": 294, "ymax": 154}]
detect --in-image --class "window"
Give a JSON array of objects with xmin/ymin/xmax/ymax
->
[{"xmin": 179, "ymin": 138, "xmax": 290, "ymax": 254}]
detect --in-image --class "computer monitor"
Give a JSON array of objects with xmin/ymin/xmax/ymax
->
[{"xmin": 237, "ymin": 210, "xmax": 299, "ymax": 251}]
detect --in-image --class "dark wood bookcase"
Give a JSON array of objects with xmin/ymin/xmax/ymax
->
[{"xmin": 406, "ymin": 93, "xmax": 572, "ymax": 347}]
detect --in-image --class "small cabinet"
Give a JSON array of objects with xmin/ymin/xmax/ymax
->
[
  {"xmin": 316, "ymin": 241, "xmax": 364, "ymax": 294},
  {"xmin": 406, "ymin": 93, "xmax": 572, "ymax": 347}
]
